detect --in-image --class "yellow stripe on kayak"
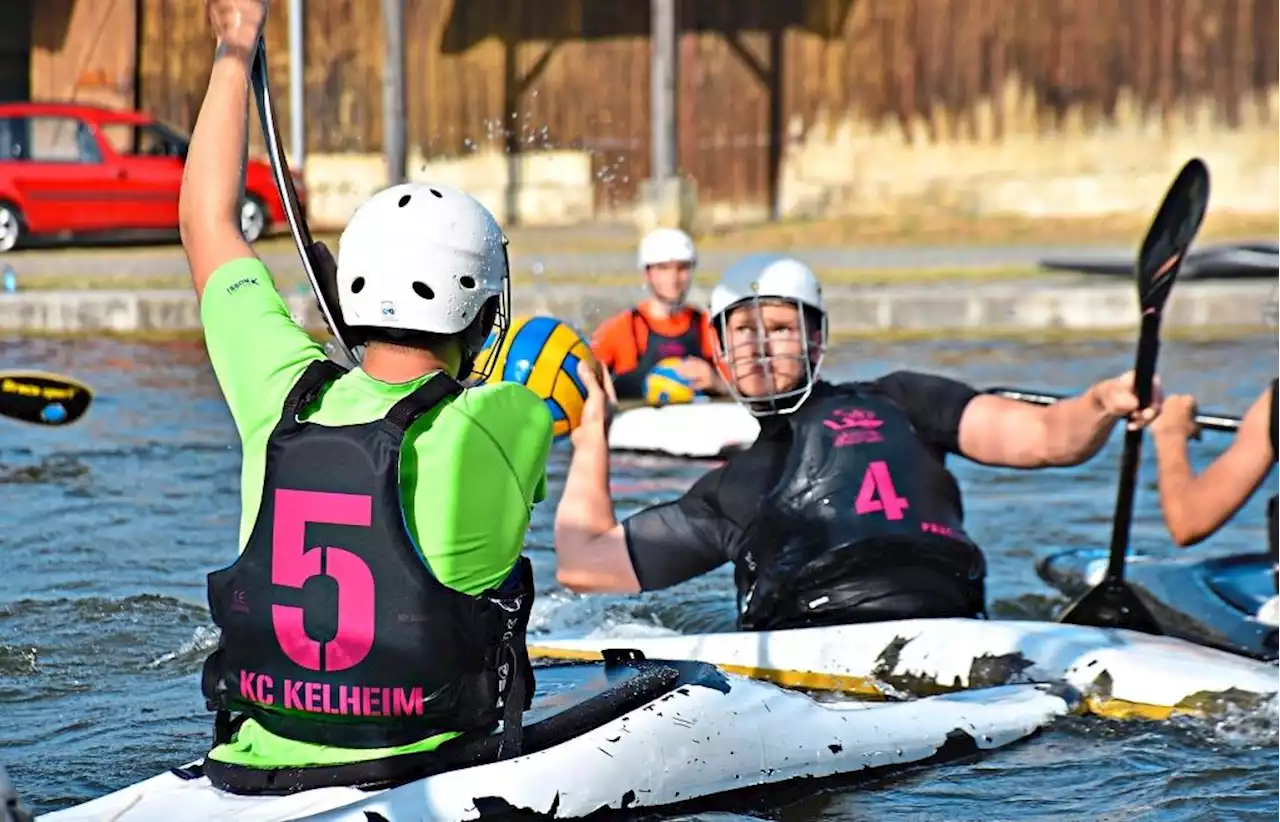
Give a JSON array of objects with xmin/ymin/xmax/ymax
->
[
  {"xmin": 528, "ymin": 644, "xmax": 1268, "ymax": 721},
  {"xmin": 531, "ymin": 645, "xmax": 898, "ymax": 699}
]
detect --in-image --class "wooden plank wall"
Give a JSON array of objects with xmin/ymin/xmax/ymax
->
[
  {"xmin": 135, "ymin": 0, "xmax": 1279, "ymax": 211},
  {"xmin": 32, "ymin": 0, "xmax": 137, "ymax": 110}
]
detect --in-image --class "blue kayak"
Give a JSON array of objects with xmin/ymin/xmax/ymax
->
[{"xmin": 1038, "ymin": 548, "xmax": 1278, "ymax": 661}]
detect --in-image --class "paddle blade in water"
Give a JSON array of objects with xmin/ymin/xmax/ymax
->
[
  {"xmin": 1058, "ymin": 578, "xmax": 1161, "ymax": 634},
  {"xmin": 0, "ymin": 371, "xmax": 93, "ymax": 426},
  {"xmin": 1136, "ymin": 158, "xmax": 1210, "ymax": 314}
]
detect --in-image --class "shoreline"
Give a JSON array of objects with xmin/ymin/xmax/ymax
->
[{"xmin": 0, "ymin": 278, "xmax": 1271, "ymax": 339}]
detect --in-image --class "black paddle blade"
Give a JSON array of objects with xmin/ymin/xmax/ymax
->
[
  {"xmin": 1058, "ymin": 579, "xmax": 1162, "ymax": 635},
  {"xmin": 0, "ymin": 371, "xmax": 93, "ymax": 426},
  {"xmin": 1136, "ymin": 158, "xmax": 1210, "ymax": 315}
]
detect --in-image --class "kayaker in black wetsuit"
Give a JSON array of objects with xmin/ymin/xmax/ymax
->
[
  {"xmin": 1151, "ymin": 380, "xmax": 1279, "ymax": 623},
  {"xmin": 553, "ymin": 252, "xmax": 1164, "ymax": 630}
]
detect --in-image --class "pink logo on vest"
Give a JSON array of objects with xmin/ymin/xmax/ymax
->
[
  {"xmin": 823, "ymin": 408, "xmax": 885, "ymax": 447},
  {"xmin": 656, "ymin": 341, "xmax": 687, "ymax": 358}
]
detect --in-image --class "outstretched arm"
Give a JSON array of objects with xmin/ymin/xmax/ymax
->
[
  {"xmin": 179, "ymin": 0, "xmax": 266, "ymax": 300},
  {"xmin": 959, "ymin": 370, "xmax": 1158, "ymax": 468},
  {"xmin": 1151, "ymin": 386, "xmax": 1276, "ymax": 547}
]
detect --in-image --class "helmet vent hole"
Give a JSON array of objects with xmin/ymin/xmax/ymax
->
[
  {"xmin": 351, "ymin": 277, "xmax": 366, "ymax": 294},
  {"xmin": 459, "ymin": 275, "xmax": 476, "ymax": 289},
  {"xmin": 397, "ymin": 194, "xmax": 411, "ymax": 207},
  {"xmin": 412, "ymin": 282, "xmax": 435, "ymax": 300},
  {"xmin": 430, "ymin": 188, "xmax": 443, "ymax": 198}
]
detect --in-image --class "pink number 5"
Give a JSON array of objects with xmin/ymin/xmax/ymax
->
[{"xmin": 271, "ymin": 489, "xmax": 376, "ymax": 672}]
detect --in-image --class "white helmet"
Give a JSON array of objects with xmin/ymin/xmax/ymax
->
[
  {"xmin": 335, "ymin": 182, "xmax": 510, "ymax": 376},
  {"xmin": 638, "ymin": 227, "xmax": 697, "ymax": 270},
  {"xmin": 708, "ymin": 253, "xmax": 828, "ymax": 416}
]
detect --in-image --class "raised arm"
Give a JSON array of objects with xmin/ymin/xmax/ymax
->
[
  {"xmin": 554, "ymin": 360, "xmax": 640, "ymax": 591},
  {"xmin": 179, "ymin": 0, "xmax": 267, "ymax": 300}
]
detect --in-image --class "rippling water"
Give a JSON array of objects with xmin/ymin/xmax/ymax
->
[{"xmin": 2, "ymin": 333, "xmax": 1276, "ymax": 820}]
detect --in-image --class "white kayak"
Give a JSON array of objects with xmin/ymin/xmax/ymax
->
[
  {"xmin": 529, "ymin": 618, "xmax": 1279, "ymax": 721},
  {"xmin": 607, "ymin": 401, "xmax": 760, "ymax": 458},
  {"xmin": 37, "ymin": 654, "xmax": 1072, "ymax": 822}
]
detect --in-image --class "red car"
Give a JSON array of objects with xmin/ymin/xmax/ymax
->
[{"xmin": 0, "ymin": 101, "xmax": 304, "ymax": 252}]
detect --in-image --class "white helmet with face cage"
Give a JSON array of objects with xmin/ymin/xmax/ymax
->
[{"xmin": 708, "ymin": 253, "xmax": 828, "ymax": 415}]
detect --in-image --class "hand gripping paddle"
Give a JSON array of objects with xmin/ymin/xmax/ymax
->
[
  {"xmin": 1058, "ymin": 158, "xmax": 1211, "ymax": 632},
  {"xmin": 0, "ymin": 371, "xmax": 93, "ymax": 426},
  {"xmin": 983, "ymin": 388, "xmax": 1241, "ymax": 433}
]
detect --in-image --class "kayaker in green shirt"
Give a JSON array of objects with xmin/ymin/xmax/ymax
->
[{"xmin": 180, "ymin": 0, "xmax": 552, "ymax": 789}]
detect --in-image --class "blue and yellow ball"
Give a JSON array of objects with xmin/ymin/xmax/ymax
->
[
  {"xmin": 644, "ymin": 357, "xmax": 699, "ymax": 406},
  {"xmin": 474, "ymin": 314, "xmax": 596, "ymax": 441}
]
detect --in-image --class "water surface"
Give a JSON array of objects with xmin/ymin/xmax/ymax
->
[{"xmin": 1, "ymin": 334, "xmax": 1276, "ymax": 820}]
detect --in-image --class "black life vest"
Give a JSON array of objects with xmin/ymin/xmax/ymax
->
[
  {"xmin": 201, "ymin": 360, "xmax": 535, "ymax": 762},
  {"xmin": 631, "ymin": 306, "xmax": 707, "ymax": 378},
  {"xmin": 734, "ymin": 383, "xmax": 986, "ymax": 631}
]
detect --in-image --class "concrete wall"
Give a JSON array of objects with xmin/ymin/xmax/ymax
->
[
  {"xmin": 2, "ymin": 279, "xmax": 1272, "ymax": 338},
  {"xmin": 779, "ymin": 85, "xmax": 1280, "ymax": 223},
  {"xmin": 303, "ymin": 149, "xmax": 597, "ymax": 231}
]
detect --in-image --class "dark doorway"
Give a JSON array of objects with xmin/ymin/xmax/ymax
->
[{"xmin": 0, "ymin": 0, "xmax": 33, "ymax": 103}]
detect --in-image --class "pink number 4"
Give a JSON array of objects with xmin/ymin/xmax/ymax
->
[
  {"xmin": 271, "ymin": 489, "xmax": 376, "ymax": 672},
  {"xmin": 854, "ymin": 461, "xmax": 910, "ymax": 521}
]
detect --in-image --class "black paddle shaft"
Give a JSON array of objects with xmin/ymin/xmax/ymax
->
[
  {"xmin": 1104, "ymin": 160, "xmax": 1211, "ymax": 582},
  {"xmin": 249, "ymin": 39, "xmax": 363, "ymax": 365},
  {"xmin": 1059, "ymin": 158, "xmax": 1211, "ymax": 632},
  {"xmin": 1103, "ymin": 312, "xmax": 1163, "ymax": 581},
  {"xmin": 984, "ymin": 389, "xmax": 1241, "ymax": 432}
]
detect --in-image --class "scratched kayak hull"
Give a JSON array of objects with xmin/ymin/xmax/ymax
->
[
  {"xmin": 36, "ymin": 656, "xmax": 1071, "ymax": 822},
  {"xmin": 1038, "ymin": 548, "xmax": 1278, "ymax": 661},
  {"xmin": 607, "ymin": 402, "xmax": 760, "ymax": 458},
  {"xmin": 529, "ymin": 618, "xmax": 1278, "ymax": 720}
]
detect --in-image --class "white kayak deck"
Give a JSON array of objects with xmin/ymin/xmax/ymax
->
[
  {"xmin": 607, "ymin": 401, "xmax": 759, "ymax": 458},
  {"xmin": 530, "ymin": 618, "xmax": 1279, "ymax": 720},
  {"xmin": 39, "ymin": 668, "xmax": 1070, "ymax": 821}
]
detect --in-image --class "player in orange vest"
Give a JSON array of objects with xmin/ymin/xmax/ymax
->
[{"xmin": 589, "ymin": 228, "xmax": 726, "ymax": 401}]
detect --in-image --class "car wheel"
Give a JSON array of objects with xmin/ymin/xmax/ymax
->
[
  {"xmin": 0, "ymin": 202, "xmax": 23, "ymax": 253},
  {"xmin": 240, "ymin": 196, "xmax": 268, "ymax": 244}
]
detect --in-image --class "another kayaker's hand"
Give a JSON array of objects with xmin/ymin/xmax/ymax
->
[
  {"xmin": 206, "ymin": 0, "xmax": 268, "ymax": 58},
  {"xmin": 673, "ymin": 357, "xmax": 717, "ymax": 392},
  {"xmin": 1150, "ymin": 394, "xmax": 1201, "ymax": 441},
  {"xmin": 1092, "ymin": 369, "xmax": 1163, "ymax": 431},
  {"xmin": 573, "ymin": 359, "xmax": 616, "ymax": 446}
]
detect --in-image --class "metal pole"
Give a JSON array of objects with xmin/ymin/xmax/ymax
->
[
  {"xmin": 381, "ymin": 0, "xmax": 406, "ymax": 184},
  {"xmin": 287, "ymin": 0, "xmax": 305, "ymax": 167},
  {"xmin": 650, "ymin": 0, "xmax": 677, "ymax": 181}
]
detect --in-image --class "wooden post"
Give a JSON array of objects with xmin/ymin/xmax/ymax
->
[
  {"xmin": 288, "ymin": 0, "xmax": 305, "ymax": 168},
  {"xmin": 650, "ymin": 0, "xmax": 677, "ymax": 181},
  {"xmin": 381, "ymin": 0, "xmax": 406, "ymax": 184}
]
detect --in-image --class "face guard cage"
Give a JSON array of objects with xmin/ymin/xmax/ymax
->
[
  {"xmin": 712, "ymin": 295, "xmax": 828, "ymax": 417},
  {"xmin": 465, "ymin": 240, "xmax": 514, "ymax": 385}
]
